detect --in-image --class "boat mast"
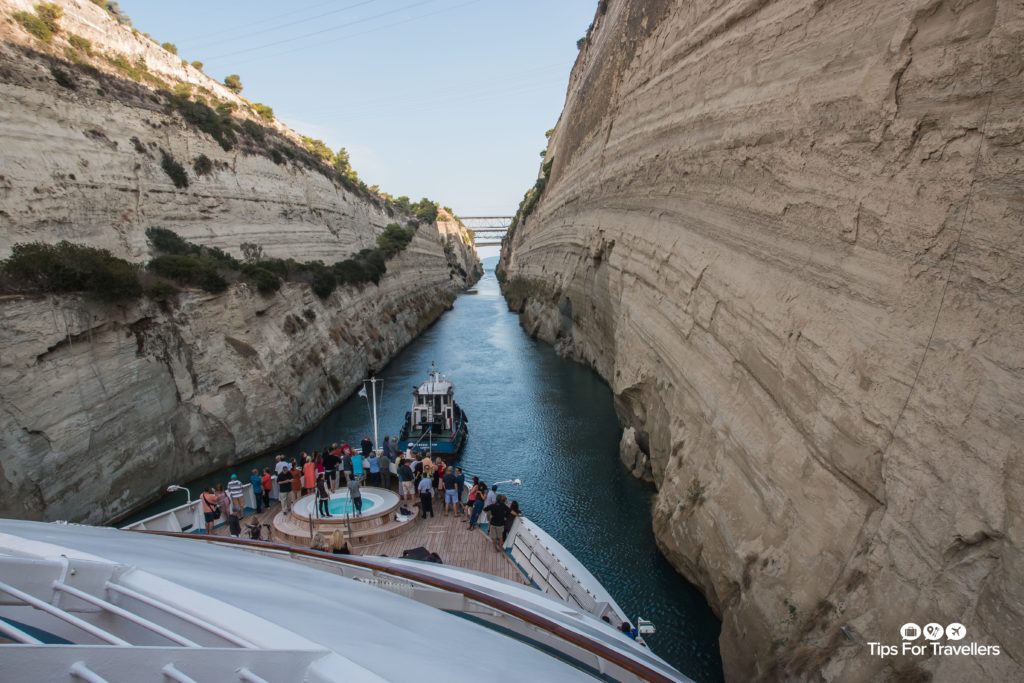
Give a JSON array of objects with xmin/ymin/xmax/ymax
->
[{"xmin": 367, "ymin": 376, "xmax": 381, "ymax": 453}]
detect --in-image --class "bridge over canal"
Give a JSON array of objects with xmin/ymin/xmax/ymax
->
[{"xmin": 457, "ymin": 216, "xmax": 512, "ymax": 247}]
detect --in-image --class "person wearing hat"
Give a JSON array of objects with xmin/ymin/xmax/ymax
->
[{"xmin": 226, "ymin": 474, "xmax": 245, "ymax": 516}]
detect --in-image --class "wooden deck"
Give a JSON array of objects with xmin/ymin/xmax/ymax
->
[
  {"xmin": 219, "ymin": 496, "xmax": 529, "ymax": 586},
  {"xmin": 355, "ymin": 508, "xmax": 529, "ymax": 586}
]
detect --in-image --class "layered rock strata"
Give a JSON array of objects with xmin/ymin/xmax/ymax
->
[
  {"xmin": 500, "ymin": 1, "xmax": 1022, "ymax": 681},
  {"xmin": 0, "ymin": 0, "xmax": 480, "ymax": 523},
  {"xmin": 0, "ymin": 235, "xmax": 463, "ymax": 524}
]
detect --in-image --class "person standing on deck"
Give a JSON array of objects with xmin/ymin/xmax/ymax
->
[
  {"xmin": 345, "ymin": 472, "xmax": 363, "ymax": 516},
  {"xmin": 200, "ymin": 487, "xmax": 219, "ymax": 534},
  {"xmin": 463, "ymin": 475, "xmax": 479, "ymax": 519},
  {"xmin": 314, "ymin": 452, "xmax": 325, "ymax": 483},
  {"xmin": 261, "ymin": 468, "xmax": 273, "ymax": 509},
  {"xmin": 360, "ymin": 435, "xmax": 373, "ymax": 458},
  {"xmin": 454, "ymin": 467, "xmax": 466, "ymax": 515},
  {"xmin": 290, "ymin": 466, "xmax": 302, "ymax": 506},
  {"xmin": 227, "ymin": 498, "xmax": 242, "ymax": 538},
  {"xmin": 215, "ymin": 484, "xmax": 231, "ymax": 525},
  {"xmin": 274, "ymin": 454, "xmax": 289, "ymax": 477},
  {"xmin": 504, "ymin": 500, "xmax": 521, "ymax": 543},
  {"xmin": 483, "ymin": 484, "xmax": 498, "ymax": 524},
  {"xmin": 467, "ymin": 482, "xmax": 486, "ymax": 529},
  {"xmin": 302, "ymin": 455, "xmax": 315, "ymax": 495},
  {"xmin": 324, "ymin": 447, "xmax": 340, "ymax": 491},
  {"xmin": 315, "ymin": 473, "xmax": 331, "ymax": 518},
  {"xmin": 484, "ymin": 495, "xmax": 511, "ymax": 553},
  {"xmin": 382, "ymin": 436, "xmax": 391, "ymax": 461},
  {"xmin": 351, "ymin": 450, "xmax": 364, "ymax": 484},
  {"xmin": 249, "ymin": 469, "xmax": 263, "ymax": 513},
  {"xmin": 226, "ymin": 474, "xmax": 245, "ymax": 516},
  {"xmin": 379, "ymin": 448, "xmax": 392, "ymax": 490},
  {"xmin": 418, "ymin": 474, "xmax": 434, "ymax": 519},
  {"xmin": 398, "ymin": 460, "xmax": 414, "ymax": 503},
  {"xmin": 442, "ymin": 467, "xmax": 458, "ymax": 517},
  {"xmin": 277, "ymin": 462, "xmax": 293, "ymax": 514},
  {"xmin": 368, "ymin": 451, "xmax": 380, "ymax": 487}
]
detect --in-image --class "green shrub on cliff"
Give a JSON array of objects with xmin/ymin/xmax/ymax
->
[
  {"xmin": 164, "ymin": 93, "xmax": 236, "ymax": 151},
  {"xmin": 193, "ymin": 154, "xmax": 213, "ymax": 176},
  {"xmin": 67, "ymin": 34, "xmax": 93, "ymax": 55},
  {"xmin": 223, "ymin": 73, "xmax": 243, "ymax": 94},
  {"xmin": 14, "ymin": 3, "xmax": 63, "ymax": 43},
  {"xmin": 252, "ymin": 103, "xmax": 274, "ymax": 121},
  {"xmin": 147, "ymin": 255, "xmax": 227, "ymax": 293},
  {"xmin": 376, "ymin": 223, "xmax": 415, "ymax": 258},
  {"xmin": 0, "ymin": 241, "xmax": 141, "ymax": 300},
  {"xmin": 240, "ymin": 263, "xmax": 281, "ymax": 294},
  {"xmin": 161, "ymin": 42, "xmax": 177, "ymax": 55},
  {"xmin": 160, "ymin": 150, "xmax": 189, "ymax": 189}
]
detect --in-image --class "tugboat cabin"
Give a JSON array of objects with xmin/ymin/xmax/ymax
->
[{"xmin": 401, "ymin": 366, "xmax": 468, "ymax": 456}]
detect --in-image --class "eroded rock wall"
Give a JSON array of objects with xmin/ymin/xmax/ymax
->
[
  {"xmin": 500, "ymin": 1, "xmax": 1023, "ymax": 680},
  {"xmin": 0, "ymin": 0, "xmax": 480, "ymax": 523},
  {"xmin": 0, "ymin": 0, "xmax": 431, "ymax": 262},
  {"xmin": 0, "ymin": 233, "xmax": 462, "ymax": 524}
]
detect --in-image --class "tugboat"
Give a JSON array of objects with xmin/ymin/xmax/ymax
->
[{"xmin": 399, "ymin": 363, "xmax": 468, "ymax": 456}]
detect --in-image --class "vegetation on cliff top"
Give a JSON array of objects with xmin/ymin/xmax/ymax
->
[
  {"xmin": 0, "ymin": 241, "xmax": 140, "ymax": 300},
  {"xmin": 16, "ymin": 0, "xmax": 447, "ymax": 225},
  {"xmin": 0, "ymin": 223, "xmax": 423, "ymax": 302},
  {"xmin": 13, "ymin": 3, "xmax": 64, "ymax": 44},
  {"xmin": 508, "ymin": 157, "xmax": 554, "ymax": 239}
]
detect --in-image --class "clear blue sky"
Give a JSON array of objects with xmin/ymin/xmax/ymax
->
[{"xmin": 124, "ymin": 0, "xmax": 596, "ymax": 222}]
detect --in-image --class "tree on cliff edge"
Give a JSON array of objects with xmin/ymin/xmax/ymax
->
[{"xmin": 224, "ymin": 74, "xmax": 243, "ymax": 94}]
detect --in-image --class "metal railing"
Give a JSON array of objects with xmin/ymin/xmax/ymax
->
[{"xmin": 132, "ymin": 530, "xmax": 687, "ymax": 683}]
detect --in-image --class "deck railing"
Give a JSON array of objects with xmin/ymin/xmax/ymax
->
[
  {"xmin": 131, "ymin": 530, "xmax": 688, "ymax": 683},
  {"xmin": 121, "ymin": 482, "xmax": 279, "ymax": 533}
]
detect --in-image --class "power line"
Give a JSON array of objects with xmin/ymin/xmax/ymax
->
[
  {"xmin": 185, "ymin": 0, "xmax": 380, "ymax": 51},
  {"xmin": 175, "ymin": 0, "xmax": 343, "ymax": 44},
  {"xmin": 207, "ymin": 0, "xmax": 439, "ymax": 60},
  {"xmin": 219, "ymin": 0, "xmax": 484, "ymax": 69}
]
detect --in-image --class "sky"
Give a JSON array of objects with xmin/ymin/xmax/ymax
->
[{"xmin": 123, "ymin": 0, "xmax": 596, "ymax": 230}]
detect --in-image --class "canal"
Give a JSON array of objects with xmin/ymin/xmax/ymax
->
[{"xmin": 130, "ymin": 256, "xmax": 724, "ymax": 682}]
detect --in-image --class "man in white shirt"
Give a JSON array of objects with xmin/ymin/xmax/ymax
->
[{"xmin": 226, "ymin": 474, "xmax": 245, "ymax": 515}]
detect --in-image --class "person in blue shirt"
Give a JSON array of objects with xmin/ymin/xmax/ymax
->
[
  {"xmin": 368, "ymin": 452, "xmax": 380, "ymax": 487},
  {"xmin": 351, "ymin": 452, "xmax": 364, "ymax": 483},
  {"xmin": 249, "ymin": 469, "xmax": 263, "ymax": 513}
]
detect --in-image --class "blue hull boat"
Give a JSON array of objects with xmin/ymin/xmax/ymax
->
[{"xmin": 399, "ymin": 365, "xmax": 468, "ymax": 456}]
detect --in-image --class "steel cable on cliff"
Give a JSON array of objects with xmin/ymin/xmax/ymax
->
[{"xmin": 879, "ymin": 97, "xmax": 992, "ymax": 460}]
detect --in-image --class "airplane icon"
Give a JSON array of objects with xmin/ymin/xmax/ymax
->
[{"xmin": 945, "ymin": 623, "xmax": 966, "ymax": 640}]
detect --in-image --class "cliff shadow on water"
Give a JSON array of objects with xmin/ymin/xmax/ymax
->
[{"xmin": 127, "ymin": 257, "xmax": 725, "ymax": 682}]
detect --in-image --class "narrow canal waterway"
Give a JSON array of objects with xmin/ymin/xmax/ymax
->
[{"xmin": 131, "ymin": 257, "xmax": 723, "ymax": 682}]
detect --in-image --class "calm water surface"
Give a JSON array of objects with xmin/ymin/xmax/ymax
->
[{"xmin": 131, "ymin": 257, "xmax": 724, "ymax": 682}]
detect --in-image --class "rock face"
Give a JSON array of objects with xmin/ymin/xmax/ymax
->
[
  {"xmin": 0, "ymin": 0, "xmax": 480, "ymax": 523},
  {"xmin": 500, "ymin": 1, "xmax": 1022, "ymax": 680},
  {"xmin": 0, "ymin": 0, "xmax": 427, "ymax": 262}
]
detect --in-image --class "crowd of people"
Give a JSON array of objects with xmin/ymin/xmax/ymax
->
[{"xmin": 196, "ymin": 433, "xmax": 522, "ymax": 550}]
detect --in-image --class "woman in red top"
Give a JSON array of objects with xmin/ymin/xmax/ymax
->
[
  {"xmin": 261, "ymin": 468, "xmax": 273, "ymax": 509},
  {"xmin": 302, "ymin": 454, "xmax": 315, "ymax": 494}
]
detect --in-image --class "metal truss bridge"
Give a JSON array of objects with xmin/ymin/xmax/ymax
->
[{"xmin": 457, "ymin": 216, "xmax": 512, "ymax": 246}]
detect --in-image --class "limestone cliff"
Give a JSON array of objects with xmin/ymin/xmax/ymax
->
[
  {"xmin": 0, "ymin": 0, "xmax": 398, "ymax": 261},
  {"xmin": 500, "ymin": 1, "xmax": 1022, "ymax": 681},
  {"xmin": 0, "ymin": 0, "xmax": 480, "ymax": 523}
]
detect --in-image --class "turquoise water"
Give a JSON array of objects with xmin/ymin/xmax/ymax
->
[
  {"xmin": 128, "ymin": 257, "xmax": 724, "ymax": 682},
  {"xmin": 327, "ymin": 496, "xmax": 375, "ymax": 516}
]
